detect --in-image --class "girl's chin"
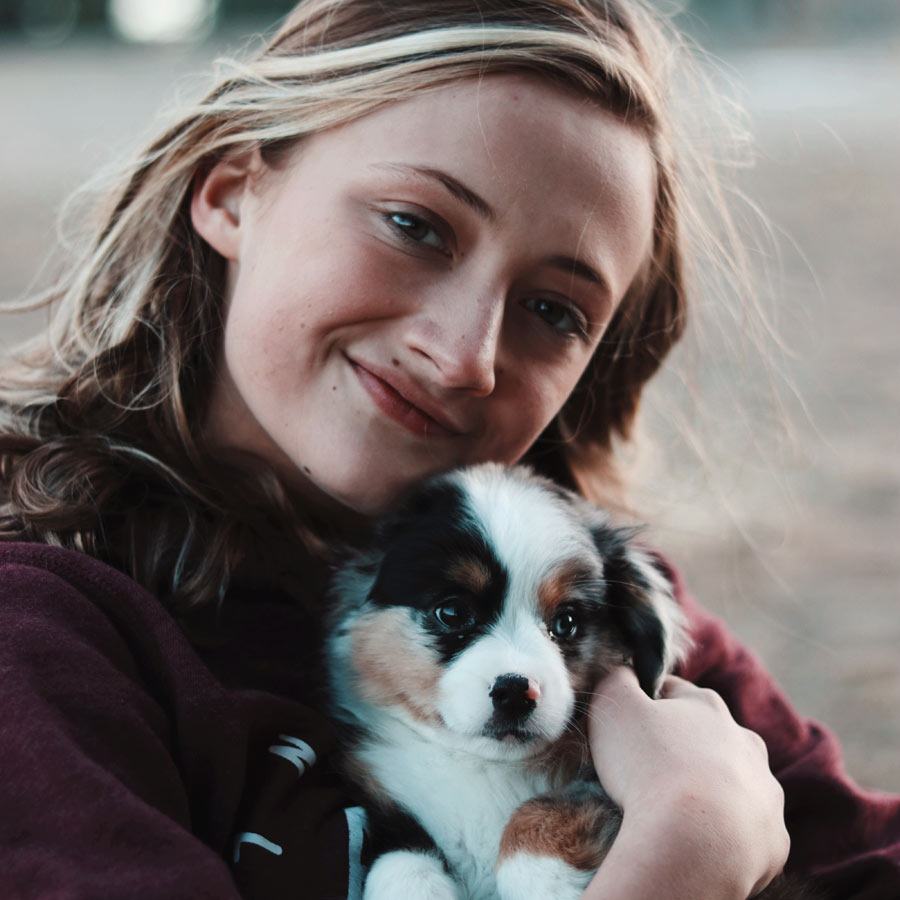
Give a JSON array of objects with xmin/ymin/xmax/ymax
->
[
  {"xmin": 286, "ymin": 462, "xmax": 444, "ymax": 528},
  {"xmin": 328, "ymin": 477, "xmax": 433, "ymax": 519}
]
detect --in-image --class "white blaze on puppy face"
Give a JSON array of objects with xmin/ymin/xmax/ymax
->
[
  {"xmin": 437, "ymin": 602, "xmax": 575, "ymax": 748},
  {"xmin": 457, "ymin": 466, "xmax": 598, "ymax": 599}
]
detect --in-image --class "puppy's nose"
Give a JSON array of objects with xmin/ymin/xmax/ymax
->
[{"xmin": 490, "ymin": 674, "xmax": 538, "ymax": 719}]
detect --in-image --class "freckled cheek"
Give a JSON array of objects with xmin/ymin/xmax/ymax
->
[
  {"xmin": 234, "ymin": 228, "xmax": 389, "ymax": 329},
  {"xmin": 223, "ymin": 307, "xmax": 306, "ymax": 396},
  {"xmin": 343, "ymin": 244, "xmax": 433, "ymax": 317},
  {"xmin": 224, "ymin": 261, "xmax": 358, "ymax": 381}
]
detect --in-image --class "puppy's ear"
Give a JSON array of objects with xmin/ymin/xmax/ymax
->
[
  {"xmin": 374, "ymin": 477, "xmax": 463, "ymax": 549},
  {"xmin": 594, "ymin": 528, "xmax": 690, "ymax": 697}
]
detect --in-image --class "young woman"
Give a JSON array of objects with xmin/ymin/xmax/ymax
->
[{"xmin": 1, "ymin": 2, "xmax": 897, "ymax": 898}]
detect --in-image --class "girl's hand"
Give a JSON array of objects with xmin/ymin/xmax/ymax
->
[{"xmin": 585, "ymin": 667, "xmax": 789, "ymax": 900}]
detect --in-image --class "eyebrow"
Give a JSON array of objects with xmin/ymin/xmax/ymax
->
[
  {"xmin": 371, "ymin": 162, "xmax": 612, "ymax": 298},
  {"xmin": 371, "ymin": 162, "xmax": 496, "ymax": 221},
  {"xmin": 545, "ymin": 255, "xmax": 611, "ymax": 299}
]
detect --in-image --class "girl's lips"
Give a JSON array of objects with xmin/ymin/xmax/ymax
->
[{"xmin": 350, "ymin": 360, "xmax": 461, "ymax": 439}]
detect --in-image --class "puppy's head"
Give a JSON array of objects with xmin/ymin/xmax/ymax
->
[{"xmin": 328, "ymin": 464, "xmax": 689, "ymax": 760}]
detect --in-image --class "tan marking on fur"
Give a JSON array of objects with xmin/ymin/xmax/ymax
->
[
  {"xmin": 446, "ymin": 556, "xmax": 493, "ymax": 595},
  {"xmin": 537, "ymin": 559, "xmax": 592, "ymax": 618},
  {"xmin": 497, "ymin": 793, "xmax": 615, "ymax": 871},
  {"xmin": 351, "ymin": 608, "xmax": 443, "ymax": 725}
]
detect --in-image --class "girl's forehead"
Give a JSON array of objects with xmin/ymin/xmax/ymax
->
[
  {"xmin": 333, "ymin": 73, "xmax": 647, "ymax": 162},
  {"xmin": 279, "ymin": 73, "xmax": 657, "ymax": 294}
]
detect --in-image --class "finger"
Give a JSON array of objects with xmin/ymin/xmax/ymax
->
[{"xmin": 586, "ymin": 667, "xmax": 649, "ymax": 771}]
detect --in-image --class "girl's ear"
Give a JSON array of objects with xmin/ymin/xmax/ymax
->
[{"xmin": 190, "ymin": 149, "xmax": 265, "ymax": 261}]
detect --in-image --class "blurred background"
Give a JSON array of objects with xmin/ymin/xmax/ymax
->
[{"xmin": 1, "ymin": 1, "xmax": 898, "ymax": 791}]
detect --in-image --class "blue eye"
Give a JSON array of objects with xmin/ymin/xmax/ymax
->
[
  {"xmin": 549, "ymin": 606, "xmax": 579, "ymax": 641},
  {"xmin": 524, "ymin": 296, "xmax": 588, "ymax": 339},
  {"xmin": 387, "ymin": 212, "xmax": 446, "ymax": 251}
]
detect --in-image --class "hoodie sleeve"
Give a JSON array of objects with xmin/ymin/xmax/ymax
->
[
  {"xmin": 662, "ymin": 557, "xmax": 900, "ymax": 900},
  {"xmin": 0, "ymin": 543, "xmax": 359, "ymax": 900}
]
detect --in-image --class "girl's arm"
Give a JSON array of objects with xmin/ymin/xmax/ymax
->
[
  {"xmin": 0, "ymin": 542, "xmax": 357, "ymax": 900},
  {"xmin": 671, "ymin": 565, "xmax": 900, "ymax": 897}
]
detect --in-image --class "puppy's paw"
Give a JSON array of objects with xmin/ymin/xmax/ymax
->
[
  {"xmin": 495, "ymin": 852, "xmax": 592, "ymax": 900},
  {"xmin": 364, "ymin": 850, "xmax": 461, "ymax": 900}
]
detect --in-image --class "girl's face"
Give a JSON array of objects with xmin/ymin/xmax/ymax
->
[{"xmin": 195, "ymin": 74, "xmax": 656, "ymax": 517}]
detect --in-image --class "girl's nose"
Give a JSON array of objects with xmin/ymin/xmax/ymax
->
[{"xmin": 405, "ymin": 289, "xmax": 504, "ymax": 396}]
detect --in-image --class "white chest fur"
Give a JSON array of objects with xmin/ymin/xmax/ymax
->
[{"xmin": 358, "ymin": 723, "xmax": 554, "ymax": 900}]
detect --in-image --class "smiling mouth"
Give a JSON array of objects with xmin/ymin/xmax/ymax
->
[{"xmin": 349, "ymin": 358, "xmax": 463, "ymax": 439}]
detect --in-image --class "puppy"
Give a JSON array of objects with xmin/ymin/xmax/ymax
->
[{"xmin": 327, "ymin": 463, "xmax": 812, "ymax": 900}]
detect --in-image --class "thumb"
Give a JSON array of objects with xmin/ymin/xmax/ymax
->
[
  {"xmin": 586, "ymin": 666, "xmax": 650, "ymax": 801},
  {"xmin": 587, "ymin": 665, "xmax": 650, "ymax": 746}
]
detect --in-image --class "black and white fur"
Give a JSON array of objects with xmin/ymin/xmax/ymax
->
[{"xmin": 327, "ymin": 464, "xmax": 810, "ymax": 900}]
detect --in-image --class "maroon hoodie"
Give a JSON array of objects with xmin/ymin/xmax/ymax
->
[{"xmin": 1, "ymin": 541, "xmax": 898, "ymax": 899}]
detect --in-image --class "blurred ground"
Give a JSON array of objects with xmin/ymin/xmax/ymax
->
[
  {"xmin": 1, "ymin": 28, "xmax": 898, "ymax": 792},
  {"xmin": 643, "ymin": 42, "xmax": 900, "ymax": 793}
]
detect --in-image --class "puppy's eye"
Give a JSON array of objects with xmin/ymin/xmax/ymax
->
[
  {"xmin": 434, "ymin": 598, "xmax": 476, "ymax": 632},
  {"xmin": 549, "ymin": 607, "xmax": 579, "ymax": 642}
]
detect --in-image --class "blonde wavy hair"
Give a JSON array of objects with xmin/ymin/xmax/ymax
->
[{"xmin": 0, "ymin": 0, "xmax": 746, "ymax": 612}]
